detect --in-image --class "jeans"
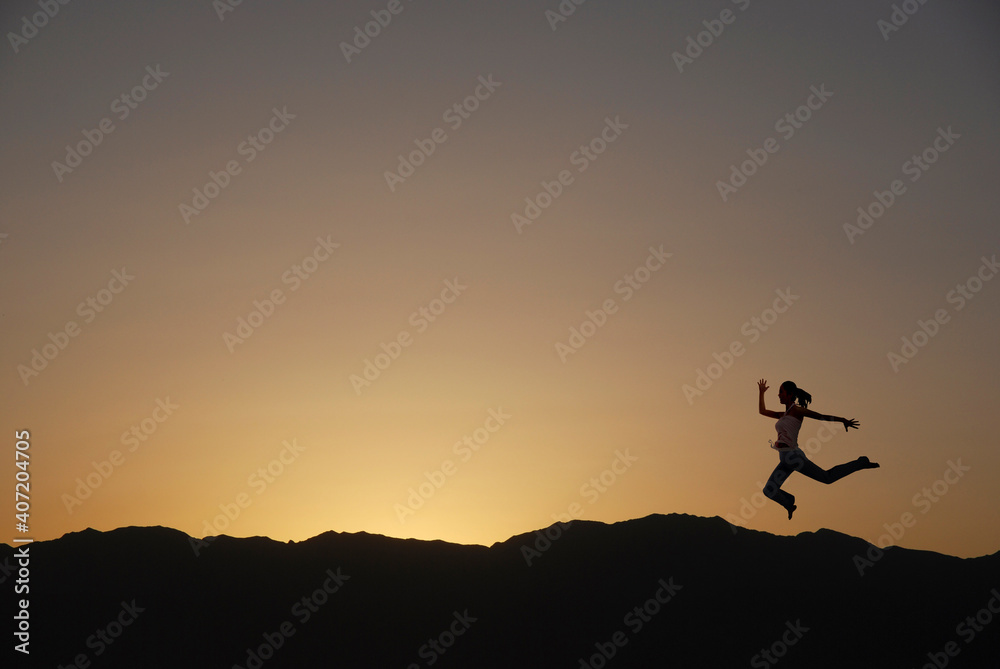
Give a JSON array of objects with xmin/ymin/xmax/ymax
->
[{"xmin": 763, "ymin": 448, "xmax": 867, "ymax": 510}]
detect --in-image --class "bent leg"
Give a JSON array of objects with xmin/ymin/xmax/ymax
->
[{"xmin": 763, "ymin": 459, "xmax": 796, "ymax": 513}]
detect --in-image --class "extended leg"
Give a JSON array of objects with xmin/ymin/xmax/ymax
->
[{"xmin": 794, "ymin": 451, "xmax": 879, "ymax": 484}]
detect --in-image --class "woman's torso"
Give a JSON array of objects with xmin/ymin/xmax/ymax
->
[{"xmin": 772, "ymin": 405, "xmax": 802, "ymax": 450}]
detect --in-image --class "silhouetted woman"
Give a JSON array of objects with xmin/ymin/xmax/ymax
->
[{"xmin": 758, "ymin": 379, "xmax": 879, "ymax": 519}]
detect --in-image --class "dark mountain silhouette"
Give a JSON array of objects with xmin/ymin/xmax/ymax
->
[{"xmin": 5, "ymin": 514, "xmax": 998, "ymax": 668}]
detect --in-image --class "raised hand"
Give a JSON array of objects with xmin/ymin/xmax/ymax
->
[
  {"xmin": 758, "ymin": 379, "xmax": 769, "ymax": 394},
  {"xmin": 843, "ymin": 418, "xmax": 859, "ymax": 431}
]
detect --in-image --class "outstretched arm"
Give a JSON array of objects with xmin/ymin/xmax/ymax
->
[
  {"xmin": 799, "ymin": 407, "xmax": 859, "ymax": 431},
  {"xmin": 758, "ymin": 379, "xmax": 782, "ymax": 418}
]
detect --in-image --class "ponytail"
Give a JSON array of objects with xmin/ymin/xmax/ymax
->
[{"xmin": 780, "ymin": 381, "xmax": 812, "ymax": 408}]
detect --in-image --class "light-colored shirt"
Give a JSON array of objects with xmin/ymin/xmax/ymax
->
[{"xmin": 772, "ymin": 407, "xmax": 802, "ymax": 450}]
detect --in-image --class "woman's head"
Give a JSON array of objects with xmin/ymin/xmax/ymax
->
[{"xmin": 779, "ymin": 380, "xmax": 812, "ymax": 407}]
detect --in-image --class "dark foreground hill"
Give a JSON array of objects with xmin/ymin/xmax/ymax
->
[{"xmin": 4, "ymin": 514, "xmax": 998, "ymax": 668}]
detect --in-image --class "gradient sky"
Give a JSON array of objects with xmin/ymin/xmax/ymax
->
[{"xmin": 2, "ymin": 0, "xmax": 998, "ymax": 559}]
